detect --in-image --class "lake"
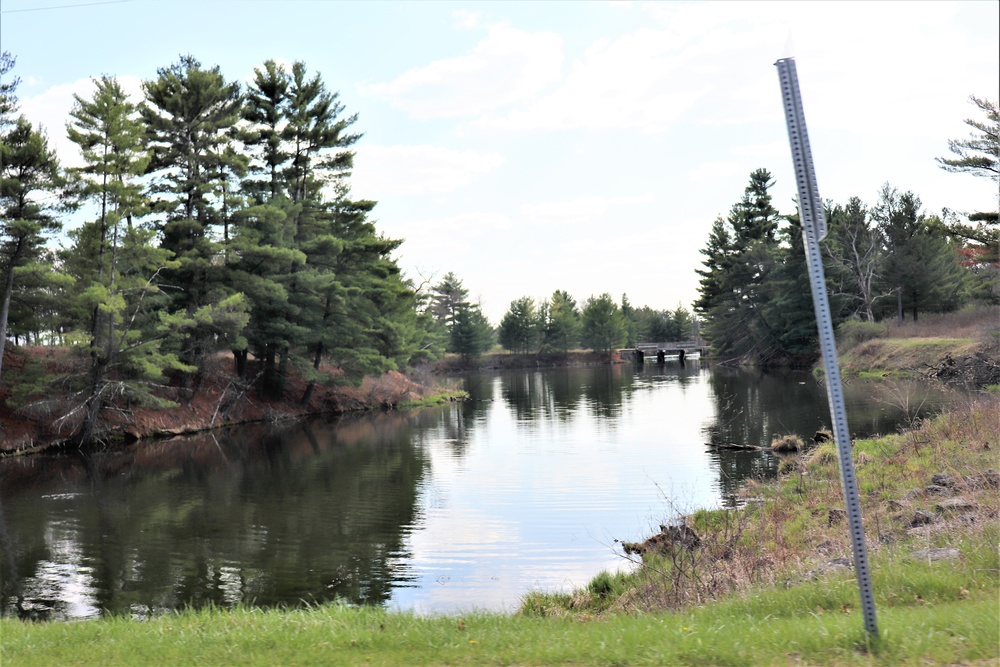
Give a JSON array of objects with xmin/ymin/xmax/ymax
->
[{"xmin": 0, "ymin": 362, "xmax": 965, "ymax": 619}]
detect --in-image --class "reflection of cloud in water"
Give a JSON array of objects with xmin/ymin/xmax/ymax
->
[{"xmin": 392, "ymin": 367, "xmax": 720, "ymax": 613}]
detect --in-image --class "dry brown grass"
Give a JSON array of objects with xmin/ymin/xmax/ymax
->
[
  {"xmin": 771, "ymin": 434, "xmax": 805, "ymax": 452},
  {"xmin": 576, "ymin": 392, "xmax": 1000, "ymax": 616},
  {"xmin": 885, "ymin": 305, "xmax": 999, "ymax": 340},
  {"xmin": 841, "ymin": 337, "xmax": 981, "ymax": 375}
]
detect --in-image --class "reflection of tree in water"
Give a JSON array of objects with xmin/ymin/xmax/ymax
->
[
  {"xmin": 703, "ymin": 368, "xmax": 829, "ymax": 500},
  {"xmin": 1, "ymin": 415, "xmax": 431, "ymax": 618},
  {"xmin": 417, "ymin": 372, "xmax": 496, "ymax": 457},
  {"xmin": 581, "ymin": 365, "xmax": 634, "ymax": 420},
  {"xmin": 499, "ymin": 371, "xmax": 546, "ymax": 422},
  {"xmin": 700, "ymin": 369, "xmax": 963, "ymax": 501},
  {"xmin": 633, "ymin": 363, "xmax": 702, "ymax": 391},
  {"xmin": 496, "ymin": 366, "xmax": 635, "ymax": 423},
  {"xmin": 704, "ymin": 368, "xmax": 830, "ymax": 449}
]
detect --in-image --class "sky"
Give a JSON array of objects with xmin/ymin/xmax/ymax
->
[{"xmin": 2, "ymin": 0, "xmax": 998, "ymax": 324}]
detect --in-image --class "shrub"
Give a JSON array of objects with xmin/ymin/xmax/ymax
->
[
  {"xmin": 836, "ymin": 319, "xmax": 887, "ymax": 351},
  {"xmin": 770, "ymin": 434, "xmax": 804, "ymax": 453}
]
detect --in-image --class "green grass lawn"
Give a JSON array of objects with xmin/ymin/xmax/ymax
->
[{"xmin": 3, "ymin": 572, "xmax": 996, "ymax": 666}]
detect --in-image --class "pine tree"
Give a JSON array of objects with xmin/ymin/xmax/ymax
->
[
  {"xmin": 0, "ymin": 117, "xmax": 61, "ymax": 381},
  {"xmin": 140, "ymin": 55, "xmax": 248, "ymax": 385},
  {"xmin": 431, "ymin": 272, "xmax": 473, "ymax": 352},
  {"xmin": 450, "ymin": 302, "xmax": 493, "ymax": 363},
  {"xmin": 541, "ymin": 289, "xmax": 580, "ymax": 354},
  {"xmin": 873, "ymin": 185, "xmax": 967, "ymax": 322},
  {"xmin": 0, "ymin": 51, "xmax": 19, "ymax": 130},
  {"xmin": 936, "ymin": 96, "xmax": 999, "ymax": 183},
  {"xmin": 619, "ymin": 294, "xmax": 639, "ymax": 347},
  {"xmin": 580, "ymin": 293, "xmax": 626, "ymax": 355},
  {"xmin": 936, "ymin": 96, "xmax": 999, "ymax": 303},
  {"xmin": 498, "ymin": 296, "xmax": 540, "ymax": 353},
  {"xmin": 694, "ymin": 169, "xmax": 785, "ymax": 363}
]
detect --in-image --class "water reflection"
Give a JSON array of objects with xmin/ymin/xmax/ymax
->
[
  {"xmin": 1, "ymin": 363, "xmax": 967, "ymax": 619},
  {"xmin": 1, "ymin": 414, "xmax": 430, "ymax": 619}
]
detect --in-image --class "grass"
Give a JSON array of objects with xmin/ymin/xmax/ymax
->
[
  {"xmin": 397, "ymin": 390, "xmax": 468, "ymax": 408},
  {"xmin": 834, "ymin": 305, "xmax": 999, "ymax": 378},
  {"xmin": 3, "ymin": 573, "xmax": 997, "ymax": 666}
]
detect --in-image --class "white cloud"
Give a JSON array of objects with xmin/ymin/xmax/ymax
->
[
  {"xmin": 403, "ymin": 210, "xmax": 513, "ymax": 236},
  {"xmin": 687, "ymin": 161, "xmax": 747, "ymax": 183},
  {"xmin": 520, "ymin": 193, "xmax": 655, "ymax": 225},
  {"xmin": 452, "ymin": 10, "xmax": 481, "ymax": 29},
  {"xmin": 732, "ymin": 142, "xmax": 788, "ymax": 159},
  {"xmin": 351, "ymin": 144, "xmax": 504, "ymax": 197},
  {"xmin": 470, "ymin": 0, "xmax": 993, "ymax": 138},
  {"xmin": 384, "ymin": 210, "xmax": 514, "ymax": 274},
  {"xmin": 473, "ymin": 18, "xmax": 770, "ymax": 132},
  {"xmin": 360, "ymin": 24, "xmax": 563, "ymax": 118}
]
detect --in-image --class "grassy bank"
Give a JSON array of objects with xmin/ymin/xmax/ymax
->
[
  {"xmin": 834, "ymin": 306, "xmax": 999, "ymax": 382},
  {"xmin": 3, "ymin": 393, "xmax": 998, "ymax": 666},
  {"xmin": 2, "ymin": 588, "xmax": 996, "ymax": 666}
]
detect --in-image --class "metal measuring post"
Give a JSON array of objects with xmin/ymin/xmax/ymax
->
[{"xmin": 775, "ymin": 57, "xmax": 878, "ymax": 637}]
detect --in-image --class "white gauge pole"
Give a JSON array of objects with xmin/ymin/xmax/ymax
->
[{"xmin": 775, "ymin": 56, "xmax": 878, "ymax": 637}]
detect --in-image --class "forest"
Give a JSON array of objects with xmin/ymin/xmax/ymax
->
[
  {"xmin": 0, "ymin": 52, "xmax": 458, "ymax": 443},
  {"xmin": 1, "ymin": 48, "xmax": 997, "ymax": 445},
  {"xmin": 693, "ymin": 96, "xmax": 998, "ymax": 366}
]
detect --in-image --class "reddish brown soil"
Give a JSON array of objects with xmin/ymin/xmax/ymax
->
[{"xmin": 0, "ymin": 347, "xmax": 432, "ymax": 454}]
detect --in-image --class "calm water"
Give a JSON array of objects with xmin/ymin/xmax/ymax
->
[{"xmin": 0, "ymin": 363, "xmax": 966, "ymax": 619}]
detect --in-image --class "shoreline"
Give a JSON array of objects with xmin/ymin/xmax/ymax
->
[{"xmin": 3, "ymin": 326, "xmax": 996, "ymax": 456}]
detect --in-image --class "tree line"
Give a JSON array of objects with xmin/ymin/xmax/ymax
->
[
  {"xmin": 429, "ymin": 271, "xmax": 695, "ymax": 360},
  {"xmin": 0, "ymin": 51, "xmax": 696, "ymax": 444},
  {"xmin": 694, "ymin": 96, "xmax": 998, "ymax": 366},
  {"xmin": 1, "ymin": 52, "xmax": 462, "ymax": 443},
  {"xmin": 2, "ymin": 48, "xmax": 994, "ymax": 438}
]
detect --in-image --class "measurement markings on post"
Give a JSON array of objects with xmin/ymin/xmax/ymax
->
[{"xmin": 774, "ymin": 56, "xmax": 879, "ymax": 637}]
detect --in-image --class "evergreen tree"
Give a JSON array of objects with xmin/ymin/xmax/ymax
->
[
  {"xmin": 670, "ymin": 306, "xmax": 694, "ymax": 340},
  {"xmin": 540, "ymin": 289, "xmax": 580, "ymax": 354},
  {"xmin": 873, "ymin": 185, "xmax": 967, "ymax": 322},
  {"xmin": 761, "ymin": 217, "xmax": 824, "ymax": 362},
  {"xmin": 430, "ymin": 272, "xmax": 469, "ymax": 332},
  {"xmin": 580, "ymin": 293, "xmax": 626, "ymax": 354},
  {"xmin": 60, "ymin": 75, "xmax": 189, "ymax": 441},
  {"xmin": 694, "ymin": 169, "xmax": 785, "ymax": 364},
  {"xmin": 450, "ymin": 302, "xmax": 493, "ymax": 362},
  {"xmin": 0, "ymin": 51, "xmax": 19, "ymax": 131},
  {"xmin": 293, "ymin": 195, "xmax": 414, "ymax": 401},
  {"xmin": 430, "ymin": 271, "xmax": 481, "ymax": 355},
  {"xmin": 140, "ymin": 55, "xmax": 247, "ymax": 383},
  {"xmin": 0, "ymin": 117, "xmax": 61, "ymax": 380},
  {"xmin": 936, "ymin": 96, "xmax": 999, "ymax": 302},
  {"xmin": 619, "ymin": 293, "xmax": 639, "ymax": 347},
  {"xmin": 242, "ymin": 59, "xmax": 290, "ymax": 202},
  {"xmin": 936, "ymin": 96, "xmax": 999, "ymax": 183},
  {"xmin": 498, "ymin": 296, "xmax": 540, "ymax": 353}
]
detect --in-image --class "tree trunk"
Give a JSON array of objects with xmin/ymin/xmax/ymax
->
[
  {"xmin": 0, "ymin": 236, "xmax": 25, "ymax": 382},
  {"xmin": 300, "ymin": 341, "xmax": 324, "ymax": 405},
  {"xmin": 0, "ymin": 264, "xmax": 15, "ymax": 381},
  {"xmin": 263, "ymin": 346, "xmax": 279, "ymax": 398},
  {"xmin": 78, "ymin": 355, "xmax": 109, "ymax": 446},
  {"xmin": 233, "ymin": 349, "xmax": 248, "ymax": 378}
]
